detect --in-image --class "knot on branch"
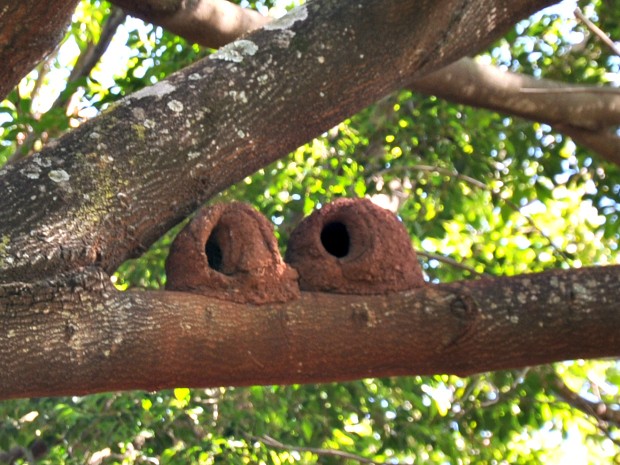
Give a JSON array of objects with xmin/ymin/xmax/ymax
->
[
  {"xmin": 285, "ymin": 198, "xmax": 425, "ymax": 294},
  {"xmin": 165, "ymin": 202, "xmax": 300, "ymax": 304}
]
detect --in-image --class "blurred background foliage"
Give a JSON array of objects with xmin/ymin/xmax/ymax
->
[{"xmin": 1, "ymin": 0, "xmax": 619, "ymax": 463}]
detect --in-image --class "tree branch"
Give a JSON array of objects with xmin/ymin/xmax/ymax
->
[
  {"xmin": 415, "ymin": 250, "xmax": 492, "ymax": 277},
  {"xmin": 68, "ymin": 7, "xmax": 127, "ymax": 84},
  {"xmin": 104, "ymin": 1, "xmax": 620, "ymax": 163},
  {"xmin": 409, "ymin": 57, "xmax": 620, "ymax": 165},
  {"xmin": 8, "ymin": 0, "xmax": 611, "ymax": 402},
  {"xmin": 1, "ymin": 265, "xmax": 619, "ymax": 400},
  {"xmin": 550, "ymin": 375, "xmax": 620, "ymax": 427},
  {"xmin": 8, "ymin": 7, "xmax": 128, "ymax": 164}
]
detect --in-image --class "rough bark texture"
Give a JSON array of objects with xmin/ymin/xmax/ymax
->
[
  {"xmin": 0, "ymin": 0, "xmax": 80, "ymax": 101},
  {"xmin": 8, "ymin": 0, "xmax": 620, "ymax": 401},
  {"xmin": 1, "ymin": 265, "xmax": 618, "ymax": 400}
]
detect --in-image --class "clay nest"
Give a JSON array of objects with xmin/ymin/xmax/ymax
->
[
  {"xmin": 285, "ymin": 198, "xmax": 425, "ymax": 294},
  {"xmin": 165, "ymin": 202, "xmax": 300, "ymax": 304}
]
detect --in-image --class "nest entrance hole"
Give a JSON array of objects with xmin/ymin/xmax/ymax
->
[
  {"xmin": 321, "ymin": 221, "xmax": 350, "ymax": 258},
  {"xmin": 205, "ymin": 226, "xmax": 224, "ymax": 271}
]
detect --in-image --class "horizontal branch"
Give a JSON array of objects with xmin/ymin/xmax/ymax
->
[
  {"xmin": 412, "ymin": 57, "xmax": 620, "ymax": 130},
  {"xmin": 1, "ymin": 265, "xmax": 618, "ymax": 400}
]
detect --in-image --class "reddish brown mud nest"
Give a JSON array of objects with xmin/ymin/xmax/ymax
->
[
  {"xmin": 285, "ymin": 198, "xmax": 425, "ymax": 294},
  {"xmin": 165, "ymin": 202, "xmax": 300, "ymax": 304}
]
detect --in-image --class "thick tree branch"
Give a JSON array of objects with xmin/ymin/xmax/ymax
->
[
  {"xmin": 410, "ymin": 57, "xmax": 620, "ymax": 164},
  {"xmin": 1, "ymin": 265, "xmax": 618, "ymax": 400}
]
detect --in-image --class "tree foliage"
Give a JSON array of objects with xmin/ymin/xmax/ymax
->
[{"xmin": 0, "ymin": 0, "xmax": 619, "ymax": 463}]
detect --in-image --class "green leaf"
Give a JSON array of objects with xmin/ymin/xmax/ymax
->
[{"xmin": 174, "ymin": 387, "xmax": 190, "ymax": 402}]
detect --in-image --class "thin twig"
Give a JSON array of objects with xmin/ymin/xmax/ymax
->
[
  {"xmin": 250, "ymin": 434, "xmax": 387, "ymax": 465},
  {"xmin": 478, "ymin": 368, "xmax": 531, "ymax": 408},
  {"xmin": 67, "ymin": 6, "xmax": 126, "ymax": 85},
  {"xmin": 369, "ymin": 165, "xmax": 570, "ymax": 268},
  {"xmin": 574, "ymin": 8, "xmax": 620, "ymax": 57},
  {"xmin": 547, "ymin": 373, "xmax": 620, "ymax": 447},
  {"xmin": 500, "ymin": 196, "xmax": 572, "ymax": 263},
  {"xmin": 408, "ymin": 164, "xmax": 487, "ymax": 189},
  {"xmin": 416, "ymin": 250, "xmax": 492, "ymax": 277}
]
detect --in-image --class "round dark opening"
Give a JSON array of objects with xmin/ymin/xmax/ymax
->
[
  {"xmin": 205, "ymin": 229, "xmax": 223, "ymax": 271},
  {"xmin": 321, "ymin": 221, "xmax": 350, "ymax": 258}
]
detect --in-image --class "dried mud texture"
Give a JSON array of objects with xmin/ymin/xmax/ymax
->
[
  {"xmin": 166, "ymin": 203, "xmax": 300, "ymax": 304},
  {"xmin": 285, "ymin": 198, "xmax": 425, "ymax": 294}
]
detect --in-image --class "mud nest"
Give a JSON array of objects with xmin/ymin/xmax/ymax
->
[
  {"xmin": 285, "ymin": 198, "xmax": 425, "ymax": 294},
  {"xmin": 165, "ymin": 202, "xmax": 300, "ymax": 304}
]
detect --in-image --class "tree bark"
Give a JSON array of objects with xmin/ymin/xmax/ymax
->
[{"xmin": 3, "ymin": 1, "xmax": 616, "ymax": 163}]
